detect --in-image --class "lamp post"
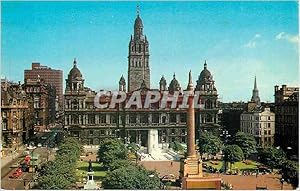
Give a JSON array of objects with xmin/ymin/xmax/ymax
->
[{"xmin": 280, "ymin": 178, "xmax": 284, "ymax": 190}]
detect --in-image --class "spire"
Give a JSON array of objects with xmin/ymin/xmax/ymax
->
[
  {"xmin": 136, "ymin": 3, "xmax": 140, "ymax": 17},
  {"xmin": 187, "ymin": 70, "xmax": 194, "ymax": 90},
  {"xmin": 254, "ymin": 76, "xmax": 257, "ymax": 90},
  {"xmin": 173, "ymin": 73, "xmax": 176, "ymax": 79},
  {"xmin": 251, "ymin": 76, "xmax": 261, "ymax": 107},
  {"xmin": 73, "ymin": 58, "xmax": 77, "ymax": 67},
  {"xmin": 204, "ymin": 60, "xmax": 207, "ymax": 69}
]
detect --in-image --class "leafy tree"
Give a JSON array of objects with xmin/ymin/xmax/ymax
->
[
  {"xmin": 231, "ymin": 132, "xmax": 256, "ymax": 159},
  {"xmin": 38, "ymin": 136, "xmax": 82, "ymax": 189},
  {"xmin": 98, "ymin": 139, "xmax": 128, "ymax": 168},
  {"xmin": 108, "ymin": 159, "xmax": 134, "ymax": 171},
  {"xmin": 281, "ymin": 160, "xmax": 299, "ymax": 189},
  {"xmin": 223, "ymin": 145, "xmax": 244, "ymax": 170},
  {"xmin": 258, "ymin": 147, "xmax": 286, "ymax": 169},
  {"xmin": 103, "ymin": 165, "xmax": 161, "ymax": 189},
  {"xmin": 198, "ymin": 131, "xmax": 223, "ymax": 157},
  {"xmin": 169, "ymin": 141, "xmax": 184, "ymax": 152}
]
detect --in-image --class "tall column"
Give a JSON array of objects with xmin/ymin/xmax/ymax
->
[{"xmin": 187, "ymin": 71, "xmax": 196, "ymax": 157}]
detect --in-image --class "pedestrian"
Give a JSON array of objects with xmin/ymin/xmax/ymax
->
[{"xmin": 171, "ymin": 162, "xmax": 173, "ymax": 166}]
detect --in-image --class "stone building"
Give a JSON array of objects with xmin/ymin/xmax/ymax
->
[
  {"xmin": 64, "ymin": 8, "xmax": 219, "ymax": 147},
  {"xmin": 219, "ymin": 102, "xmax": 246, "ymax": 136},
  {"xmin": 195, "ymin": 61, "xmax": 220, "ymax": 136},
  {"xmin": 240, "ymin": 107, "xmax": 275, "ymax": 148},
  {"xmin": 24, "ymin": 77, "xmax": 56, "ymax": 132},
  {"xmin": 24, "ymin": 62, "xmax": 63, "ymax": 110},
  {"xmin": 1, "ymin": 79, "xmax": 34, "ymax": 153},
  {"xmin": 127, "ymin": 11, "xmax": 150, "ymax": 92},
  {"xmin": 274, "ymin": 85, "xmax": 299, "ymax": 155},
  {"xmin": 240, "ymin": 77, "xmax": 275, "ymax": 148}
]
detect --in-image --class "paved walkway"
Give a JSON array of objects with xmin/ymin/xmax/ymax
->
[
  {"xmin": 1, "ymin": 148, "xmax": 25, "ymax": 168},
  {"xmin": 140, "ymin": 161, "xmax": 294, "ymax": 190}
]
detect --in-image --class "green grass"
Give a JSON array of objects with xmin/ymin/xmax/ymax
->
[
  {"xmin": 76, "ymin": 160, "xmax": 107, "ymax": 181},
  {"xmin": 204, "ymin": 160, "xmax": 260, "ymax": 171},
  {"xmin": 204, "ymin": 160, "xmax": 223, "ymax": 170},
  {"xmin": 231, "ymin": 161, "xmax": 259, "ymax": 170}
]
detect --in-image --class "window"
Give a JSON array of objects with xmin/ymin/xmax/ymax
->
[
  {"xmin": 140, "ymin": 114, "xmax": 148, "ymax": 124},
  {"xmin": 268, "ymin": 123, "xmax": 271, "ymax": 128},
  {"xmin": 180, "ymin": 113, "xmax": 186, "ymax": 123},
  {"xmin": 268, "ymin": 116, "xmax": 271, "ymax": 120},
  {"xmin": 181, "ymin": 129, "xmax": 186, "ymax": 135},
  {"xmin": 170, "ymin": 114, "xmax": 176, "ymax": 123},
  {"xmin": 110, "ymin": 115, "xmax": 116, "ymax": 124},
  {"xmin": 89, "ymin": 130, "xmax": 94, "ymax": 136},
  {"xmin": 152, "ymin": 113, "xmax": 159, "ymax": 123},
  {"xmin": 171, "ymin": 129, "xmax": 175, "ymax": 135},
  {"xmin": 100, "ymin": 115, "xmax": 106, "ymax": 124},
  {"xmin": 100, "ymin": 130, "xmax": 105, "ymax": 135},
  {"xmin": 129, "ymin": 114, "xmax": 137, "ymax": 123}
]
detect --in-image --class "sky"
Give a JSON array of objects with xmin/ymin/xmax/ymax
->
[{"xmin": 1, "ymin": 1, "xmax": 299, "ymax": 102}]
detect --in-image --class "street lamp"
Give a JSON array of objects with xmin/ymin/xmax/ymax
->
[{"xmin": 280, "ymin": 178, "xmax": 284, "ymax": 190}]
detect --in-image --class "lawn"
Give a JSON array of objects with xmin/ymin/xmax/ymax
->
[
  {"xmin": 231, "ymin": 161, "xmax": 260, "ymax": 170},
  {"xmin": 204, "ymin": 160, "xmax": 260, "ymax": 171},
  {"xmin": 76, "ymin": 160, "xmax": 107, "ymax": 181}
]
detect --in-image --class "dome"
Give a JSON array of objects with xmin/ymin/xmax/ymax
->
[
  {"xmin": 119, "ymin": 75, "xmax": 126, "ymax": 85},
  {"xmin": 199, "ymin": 61, "xmax": 212, "ymax": 81},
  {"xmin": 159, "ymin": 75, "xmax": 166, "ymax": 85},
  {"xmin": 68, "ymin": 59, "xmax": 82, "ymax": 80},
  {"xmin": 168, "ymin": 73, "xmax": 181, "ymax": 91},
  {"xmin": 134, "ymin": 15, "xmax": 143, "ymax": 28}
]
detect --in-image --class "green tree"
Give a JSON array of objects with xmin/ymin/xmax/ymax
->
[
  {"xmin": 231, "ymin": 132, "xmax": 256, "ymax": 159},
  {"xmin": 169, "ymin": 141, "xmax": 184, "ymax": 152},
  {"xmin": 281, "ymin": 160, "xmax": 299, "ymax": 189},
  {"xmin": 198, "ymin": 131, "xmax": 223, "ymax": 157},
  {"xmin": 108, "ymin": 159, "xmax": 134, "ymax": 171},
  {"xmin": 223, "ymin": 145, "xmax": 244, "ymax": 170},
  {"xmin": 97, "ymin": 138, "xmax": 128, "ymax": 168},
  {"xmin": 258, "ymin": 147, "xmax": 286, "ymax": 169},
  {"xmin": 103, "ymin": 165, "xmax": 161, "ymax": 189},
  {"xmin": 38, "ymin": 136, "xmax": 82, "ymax": 189}
]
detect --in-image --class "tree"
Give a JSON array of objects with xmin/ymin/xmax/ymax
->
[
  {"xmin": 231, "ymin": 132, "xmax": 256, "ymax": 159},
  {"xmin": 103, "ymin": 165, "xmax": 161, "ymax": 189},
  {"xmin": 98, "ymin": 139, "xmax": 128, "ymax": 168},
  {"xmin": 38, "ymin": 136, "xmax": 82, "ymax": 189},
  {"xmin": 108, "ymin": 159, "xmax": 134, "ymax": 171},
  {"xmin": 258, "ymin": 147, "xmax": 286, "ymax": 169},
  {"xmin": 223, "ymin": 145, "xmax": 244, "ymax": 170},
  {"xmin": 198, "ymin": 131, "xmax": 223, "ymax": 157},
  {"xmin": 169, "ymin": 141, "xmax": 184, "ymax": 152},
  {"xmin": 281, "ymin": 160, "xmax": 299, "ymax": 189}
]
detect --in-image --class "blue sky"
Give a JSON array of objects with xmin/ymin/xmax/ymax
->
[{"xmin": 1, "ymin": 1, "xmax": 299, "ymax": 102}]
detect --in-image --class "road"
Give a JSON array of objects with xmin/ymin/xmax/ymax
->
[{"xmin": 1, "ymin": 129, "xmax": 59, "ymax": 190}]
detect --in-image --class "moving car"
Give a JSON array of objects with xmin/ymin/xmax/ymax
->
[{"xmin": 161, "ymin": 174, "xmax": 176, "ymax": 182}]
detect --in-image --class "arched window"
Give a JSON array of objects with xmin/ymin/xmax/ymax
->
[{"xmin": 139, "ymin": 44, "xmax": 141, "ymax": 53}]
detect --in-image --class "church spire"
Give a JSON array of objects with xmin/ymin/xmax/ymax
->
[
  {"xmin": 251, "ymin": 76, "xmax": 261, "ymax": 107},
  {"xmin": 254, "ymin": 76, "xmax": 257, "ymax": 90}
]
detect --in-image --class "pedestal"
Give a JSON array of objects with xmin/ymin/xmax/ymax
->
[{"xmin": 180, "ymin": 156, "xmax": 221, "ymax": 189}]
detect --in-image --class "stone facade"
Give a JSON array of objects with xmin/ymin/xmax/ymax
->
[
  {"xmin": 64, "ymin": 9, "xmax": 220, "ymax": 147},
  {"xmin": 274, "ymin": 85, "xmax": 299, "ymax": 155},
  {"xmin": 240, "ymin": 107, "xmax": 275, "ymax": 148},
  {"xmin": 24, "ymin": 77, "xmax": 56, "ymax": 132},
  {"xmin": 1, "ymin": 80, "xmax": 34, "ymax": 152},
  {"xmin": 127, "ymin": 13, "xmax": 150, "ymax": 92},
  {"xmin": 195, "ymin": 62, "xmax": 220, "ymax": 136}
]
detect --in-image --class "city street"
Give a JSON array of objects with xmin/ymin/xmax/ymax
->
[{"xmin": 1, "ymin": 130, "xmax": 58, "ymax": 190}]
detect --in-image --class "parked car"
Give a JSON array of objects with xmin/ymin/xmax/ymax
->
[
  {"xmin": 37, "ymin": 143, "xmax": 42, "ymax": 147},
  {"xmin": 9, "ymin": 168, "xmax": 22, "ymax": 179},
  {"xmin": 161, "ymin": 174, "xmax": 176, "ymax": 182},
  {"xmin": 11, "ymin": 162, "xmax": 20, "ymax": 168}
]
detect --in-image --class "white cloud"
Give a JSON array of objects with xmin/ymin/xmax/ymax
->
[
  {"xmin": 275, "ymin": 32, "xmax": 299, "ymax": 44},
  {"xmin": 244, "ymin": 33, "xmax": 261, "ymax": 48}
]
